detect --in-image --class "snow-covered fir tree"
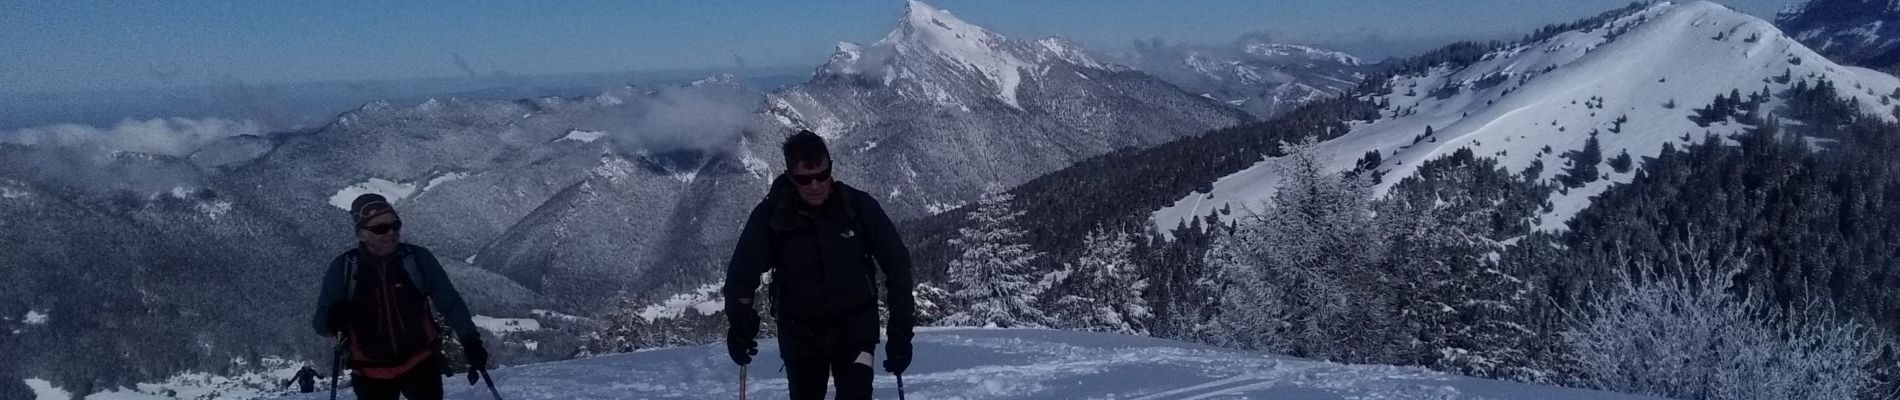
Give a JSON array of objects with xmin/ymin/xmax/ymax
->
[
  {"xmin": 1561, "ymin": 242, "xmax": 1877, "ymax": 400},
  {"xmin": 580, "ymin": 290, "xmax": 650, "ymax": 356},
  {"xmin": 1050, "ymin": 227, "xmax": 1152, "ymax": 335},
  {"xmin": 908, "ymin": 282, "xmax": 954, "ymax": 326},
  {"xmin": 882, "ymin": 281, "xmax": 954, "ymax": 327},
  {"xmin": 1206, "ymin": 137, "xmax": 1388, "ymax": 360},
  {"xmin": 942, "ymin": 184, "xmax": 1050, "ymax": 328},
  {"xmin": 1376, "ymin": 149, "xmax": 1538, "ymax": 381}
]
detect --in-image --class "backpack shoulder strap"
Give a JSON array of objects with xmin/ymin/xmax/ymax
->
[
  {"xmin": 401, "ymin": 254, "xmax": 427, "ymax": 293},
  {"xmin": 837, "ymin": 186, "xmax": 884, "ymax": 304},
  {"xmin": 837, "ymin": 184, "xmax": 871, "ymax": 244},
  {"xmin": 342, "ymin": 251, "xmax": 360, "ymax": 299}
]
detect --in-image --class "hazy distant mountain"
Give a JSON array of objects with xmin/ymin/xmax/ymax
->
[
  {"xmin": 1106, "ymin": 34, "xmax": 1368, "ymax": 119},
  {"xmin": 1776, "ymin": 0, "xmax": 1900, "ymax": 73}
]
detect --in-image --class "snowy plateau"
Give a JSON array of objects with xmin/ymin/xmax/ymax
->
[{"xmin": 257, "ymin": 329, "xmax": 1658, "ymax": 400}]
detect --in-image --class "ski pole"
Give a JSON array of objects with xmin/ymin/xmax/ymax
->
[
  {"xmin": 896, "ymin": 373, "xmax": 906, "ymax": 400},
  {"xmin": 479, "ymin": 368, "xmax": 504, "ymax": 400},
  {"xmin": 329, "ymin": 336, "xmax": 346, "ymax": 400},
  {"xmin": 739, "ymin": 365, "xmax": 748, "ymax": 400}
]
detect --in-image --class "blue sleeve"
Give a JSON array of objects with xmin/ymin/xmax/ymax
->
[
  {"xmin": 859, "ymin": 193, "xmax": 916, "ymax": 342},
  {"xmin": 312, "ymin": 254, "xmax": 350, "ymax": 337},
  {"xmin": 411, "ymin": 245, "xmax": 481, "ymax": 340}
]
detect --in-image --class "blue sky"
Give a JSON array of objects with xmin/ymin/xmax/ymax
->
[{"xmin": 1, "ymin": 0, "xmax": 1789, "ymax": 94}]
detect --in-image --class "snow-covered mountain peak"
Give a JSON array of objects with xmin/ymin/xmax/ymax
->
[
  {"xmin": 767, "ymin": 0, "xmax": 1246, "ymax": 219},
  {"xmin": 891, "ymin": 0, "xmax": 1006, "ymax": 47},
  {"xmin": 1155, "ymin": 0, "xmax": 1900, "ymax": 233},
  {"xmin": 877, "ymin": 0, "xmax": 1031, "ymax": 107}
]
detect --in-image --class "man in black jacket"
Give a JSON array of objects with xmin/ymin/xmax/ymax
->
[
  {"xmin": 284, "ymin": 366, "xmax": 323, "ymax": 393},
  {"xmin": 724, "ymin": 130, "xmax": 917, "ymax": 400}
]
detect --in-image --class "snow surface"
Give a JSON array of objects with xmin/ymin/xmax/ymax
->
[
  {"xmin": 530, "ymin": 309, "xmax": 589, "ymax": 323},
  {"xmin": 558, "ymin": 130, "xmax": 606, "ymax": 143},
  {"xmin": 1034, "ymin": 37, "xmax": 1103, "ymax": 70},
  {"xmin": 326, "ymin": 178, "xmax": 418, "ymax": 211},
  {"xmin": 23, "ymin": 309, "xmax": 47, "ymax": 325},
  {"xmin": 27, "ymin": 378, "xmax": 69, "ymax": 400},
  {"xmin": 589, "ymin": 154, "xmax": 636, "ymax": 180},
  {"xmin": 473, "ymin": 315, "xmax": 543, "ymax": 334},
  {"xmin": 1155, "ymin": 1, "xmax": 1900, "ymax": 235},
  {"xmin": 166, "ymin": 186, "xmax": 234, "ymax": 219},
  {"xmin": 280, "ymin": 328, "xmax": 1661, "ymax": 400},
  {"xmin": 636, "ymin": 283, "xmax": 726, "ymax": 322},
  {"xmin": 29, "ymin": 357, "xmax": 307, "ymax": 400},
  {"xmin": 422, "ymin": 172, "xmax": 471, "ymax": 193}
]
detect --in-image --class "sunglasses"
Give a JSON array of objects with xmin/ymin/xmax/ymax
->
[
  {"xmin": 791, "ymin": 167, "xmax": 832, "ymax": 186},
  {"xmin": 363, "ymin": 221, "xmax": 403, "ymax": 235}
]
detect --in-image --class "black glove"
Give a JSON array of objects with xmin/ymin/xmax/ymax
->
[
  {"xmin": 727, "ymin": 336, "xmax": 758, "ymax": 365},
  {"xmin": 462, "ymin": 336, "xmax": 489, "ymax": 385},
  {"xmin": 325, "ymin": 301, "xmax": 351, "ymax": 335},
  {"xmin": 726, "ymin": 298, "xmax": 761, "ymax": 365},
  {"xmin": 883, "ymin": 337, "xmax": 912, "ymax": 375}
]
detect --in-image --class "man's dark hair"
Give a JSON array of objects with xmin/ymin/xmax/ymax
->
[{"xmin": 782, "ymin": 130, "xmax": 830, "ymax": 169}]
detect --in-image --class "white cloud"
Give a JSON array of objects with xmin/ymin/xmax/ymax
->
[
  {"xmin": 3, "ymin": 117, "xmax": 263, "ymax": 157},
  {"xmin": 575, "ymin": 81, "xmax": 763, "ymax": 156}
]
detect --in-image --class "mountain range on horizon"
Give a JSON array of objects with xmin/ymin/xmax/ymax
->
[{"xmin": 8, "ymin": 1, "xmax": 1900, "ymax": 399}]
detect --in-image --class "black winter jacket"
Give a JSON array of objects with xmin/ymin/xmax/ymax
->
[{"xmin": 723, "ymin": 175, "xmax": 917, "ymax": 361}]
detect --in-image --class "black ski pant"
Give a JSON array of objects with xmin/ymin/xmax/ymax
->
[
  {"xmin": 785, "ymin": 346, "xmax": 875, "ymax": 400},
  {"xmin": 350, "ymin": 356, "xmax": 444, "ymax": 400}
]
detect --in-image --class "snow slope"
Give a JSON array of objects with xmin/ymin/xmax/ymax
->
[
  {"xmin": 1155, "ymin": 1, "xmax": 1900, "ymax": 233},
  {"xmin": 282, "ymin": 328, "xmax": 1658, "ymax": 400}
]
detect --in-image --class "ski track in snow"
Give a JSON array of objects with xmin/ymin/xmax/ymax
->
[{"xmin": 280, "ymin": 328, "xmax": 1659, "ymax": 400}]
